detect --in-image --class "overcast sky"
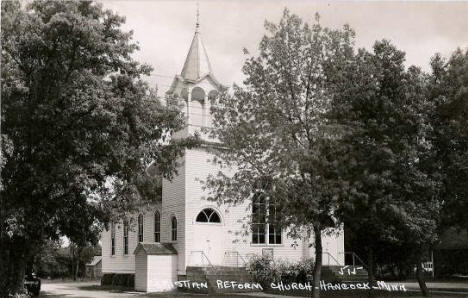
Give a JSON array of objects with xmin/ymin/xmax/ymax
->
[{"xmin": 101, "ymin": 1, "xmax": 468, "ymax": 94}]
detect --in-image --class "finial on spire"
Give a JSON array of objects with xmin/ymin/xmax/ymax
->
[{"xmin": 195, "ymin": 2, "xmax": 200, "ymax": 32}]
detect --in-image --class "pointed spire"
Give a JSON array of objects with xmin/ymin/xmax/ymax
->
[{"xmin": 180, "ymin": 3, "xmax": 212, "ymax": 81}]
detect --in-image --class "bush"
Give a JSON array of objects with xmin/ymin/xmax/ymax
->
[
  {"xmin": 101, "ymin": 273, "xmax": 134, "ymax": 288},
  {"xmin": 101, "ymin": 273, "xmax": 114, "ymax": 286},
  {"xmin": 280, "ymin": 258, "xmax": 315, "ymax": 284},
  {"xmin": 247, "ymin": 255, "xmax": 315, "ymax": 288}
]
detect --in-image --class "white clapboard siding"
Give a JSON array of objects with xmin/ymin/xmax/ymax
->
[
  {"xmin": 161, "ymin": 155, "xmax": 185, "ymax": 273},
  {"xmin": 101, "ymin": 205, "xmax": 162, "ymax": 274},
  {"xmin": 134, "ymin": 252, "xmax": 147, "ymax": 291}
]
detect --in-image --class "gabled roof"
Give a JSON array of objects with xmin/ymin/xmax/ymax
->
[
  {"xmin": 134, "ymin": 242, "xmax": 178, "ymax": 255},
  {"xmin": 181, "ymin": 31, "xmax": 212, "ymax": 81}
]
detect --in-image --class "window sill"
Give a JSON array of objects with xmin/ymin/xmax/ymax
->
[
  {"xmin": 194, "ymin": 222, "xmax": 223, "ymax": 226},
  {"xmin": 250, "ymin": 243, "xmax": 284, "ymax": 247}
]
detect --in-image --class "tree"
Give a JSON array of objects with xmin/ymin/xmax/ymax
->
[
  {"xmin": 205, "ymin": 9, "xmax": 354, "ymax": 298},
  {"xmin": 0, "ymin": 1, "xmax": 196, "ymax": 295},
  {"xmin": 429, "ymin": 49, "xmax": 468, "ymax": 231},
  {"xmin": 332, "ymin": 41, "xmax": 440, "ymax": 296}
]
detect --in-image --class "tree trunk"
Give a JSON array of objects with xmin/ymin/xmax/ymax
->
[
  {"xmin": 75, "ymin": 257, "xmax": 80, "ymax": 280},
  {"xmin": 311, "ymin": 225, "xmax": 322, "ymax": 298},
  {"xmin": 71, "ymin": 245, "xmax": 77, "ymax": 281},
  {"xmin": 12, "ymin": 254, "xmax": 27, "ymax": 294},
  {"xmin": 416, "ymin": 257, "xmax": 429, "ymax": 297},
  {"xmin": 0, "ymin": 236, "xmax": 35, "ymax": 296},
  {"xmin": 7, "ymin": 243, "xmax": 27, "ymax": 295},
  {"xmin": 0, "ymin": 238, "xmax": 10, "ymax": 297}
]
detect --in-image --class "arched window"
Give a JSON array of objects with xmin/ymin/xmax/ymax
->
[
  {"xmin": 191, "ymin": 86, "xmax": 206, "ymax": 102},
  {"xmin": 171, "ymin": 216, "xmax": 177, "ymax": 241},
  {"xmin": 154, "ymin": 211, "xmax": 160, "ymax": 243},
  {"xmin": 196, "ymin": 208, "xmax": 221, "ymax": 223},
  {"xmin": 138, "ymin": 214, "xmax": 144, "ymax": 243},
  {"xmin": 208, "ymin": 90, "xmax": 219, "ymax": 101}
]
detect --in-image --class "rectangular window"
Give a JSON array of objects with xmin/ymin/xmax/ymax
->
[
  {"xmin": 268, "ymin": 224, "xmax": 282, "ymax": 244},
  {"xmin": 252, "ymin": 194, "xmax": 282, "ymax": 245},
  {"xmin": 252, "ymin": 195, "xmax": 266, "ymax": 244},
  {"xmin": 268, "ymin": 202, "xmax": 282, "ymax": 244},
  {"xmin": 123, "ymin": 221, "xmax": 129, "ymax": 255},
  {"xmin": 110, "ymin": 222, "xmax": 115, "ymax": 255}
]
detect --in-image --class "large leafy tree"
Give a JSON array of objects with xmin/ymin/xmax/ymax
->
[
  {"xmin": 429, "ymin": 49, "xmax": 468, "ymax": 231},
  {"xmin": 206, "ymin": 9, "xmax": 353, "ymax": 298},
  {"xmin": 0, "ymin": 1, "xmax": 195, "ymax": 295},
  {"xmin": 332, "ymin": 41, "xmax": 439, "ymax": 296}
]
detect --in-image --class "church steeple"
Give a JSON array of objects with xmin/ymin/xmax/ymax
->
[
  {"xmin": 167, "ymin": 5, "xmax": 224, "ymax": 97},
  {"xmin": 180, "ymin": 4, "xmax": 213, "ymax": 82}
]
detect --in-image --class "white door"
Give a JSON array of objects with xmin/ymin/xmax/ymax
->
[{"xmin": 193, "ymin": 224, "xmax": 225, "ymax": 266}]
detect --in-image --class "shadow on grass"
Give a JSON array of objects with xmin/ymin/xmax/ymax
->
[
  {"xmin": 265, "ymin": 288, "xmax": 468, "ymax": 298},
  {"xmin": 40, "ymin": 291, "xmax": 89, "ymax": 298},
  {"xmin": 77, "ymin": 285, "xmax": 133, "ymax": 293}
]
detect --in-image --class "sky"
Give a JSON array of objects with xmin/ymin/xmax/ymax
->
[{"xmin": 101, "ymin": 1, "xmax": 468, "ymax": 94}]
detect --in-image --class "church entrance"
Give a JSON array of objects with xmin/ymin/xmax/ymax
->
[{"xmin": 193, "ymin": 223, "xmax": 225, "ymax": 266}]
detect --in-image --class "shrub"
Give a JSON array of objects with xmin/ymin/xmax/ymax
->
[
  {"xmin": 247, "ymin": 255, "xmax": 315, "ymax": 288},
  {"xmin": 101, "ymin": 273, "xmax": 114, "ymax": 286},
  {"xmin": 101, "ymin": 273, "xmax": 134, "ymax": 288}
]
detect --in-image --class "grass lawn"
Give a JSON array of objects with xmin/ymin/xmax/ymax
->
[
  {"xmin": 139, "ymin": 290, "xmax": 468, "ymax": 298},
  {"xmin": 81, "ymin": 283, "xmax": 468, "ymax": 298},
  {"xmin": 265, "ymin": 288, "xmax": 468, "ymax": 297}
]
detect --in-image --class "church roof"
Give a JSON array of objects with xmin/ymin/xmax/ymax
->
[
  {"xmin": 166, "ymin": 15, "xmax": 226, "ymax": 95},
  {"xmin": 180, "ymin": 30, "xmax": 213, "ymax": 81}
]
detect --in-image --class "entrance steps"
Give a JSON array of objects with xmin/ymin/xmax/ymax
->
[
  {"xmin": 321, "ymin": 265, "xmax": 369, "ymax": 282},
  {"xmin": 180, "ymin": 266, "xmax": 261, "ymax": 294}
]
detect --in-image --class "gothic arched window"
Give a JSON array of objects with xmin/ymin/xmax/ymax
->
[
  {"xmin": 137, "ymin": 214, "xmax": 144, "ymax": 243},
  {"xmin": 123, "ymin": 220, "xmax": 129, "ymax": 255},
  {"xmin": 110, "ymin": 221, "xmax": 115, "ymax": 255},
  {"xmin": 154, "ymin": 211, "xmax": 160, "ymax": 243},
  {"xmin": 171, "ymin": 216, "xmax": 177, "ymax": 242},
  {"xmin": 196, "ymin": 208, "xmax": 221, "ymax": 223}
]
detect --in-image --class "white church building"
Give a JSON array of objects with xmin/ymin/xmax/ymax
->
[{"xmin": 100, "ymin": 20, "xmax": 344, "ymax": 293}]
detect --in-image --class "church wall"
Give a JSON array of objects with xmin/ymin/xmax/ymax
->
[
  {"xmin": 101, "ymin": 221, "xmax": 136, "ymax": 274},
  {"xmin": 182, "ymin": 147, "xmax": 345, "ymax": 267},
  {"xmin": 161, "ymin": 155, "xmax": 186, "ymax": 274},
  {"xmin": 101, "ymin": 206, "xmax": 161, "ymax": 274},
  {"xmin": 184, "ymin": 147, "xmax": 228, "ymax": 267}
]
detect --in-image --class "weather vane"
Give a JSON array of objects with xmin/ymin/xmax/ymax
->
[{"xmin": 196, "ymin": 2, "xmax": 200, "ymax": 32}]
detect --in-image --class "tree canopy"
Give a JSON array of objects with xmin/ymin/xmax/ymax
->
[
  {"xmin": 207, "ymin": 9, "xmax": 356, "ymax": 298},
  {"xmin": 0, "ymin": 1, "xmax": 196, "ymax": 294}
]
